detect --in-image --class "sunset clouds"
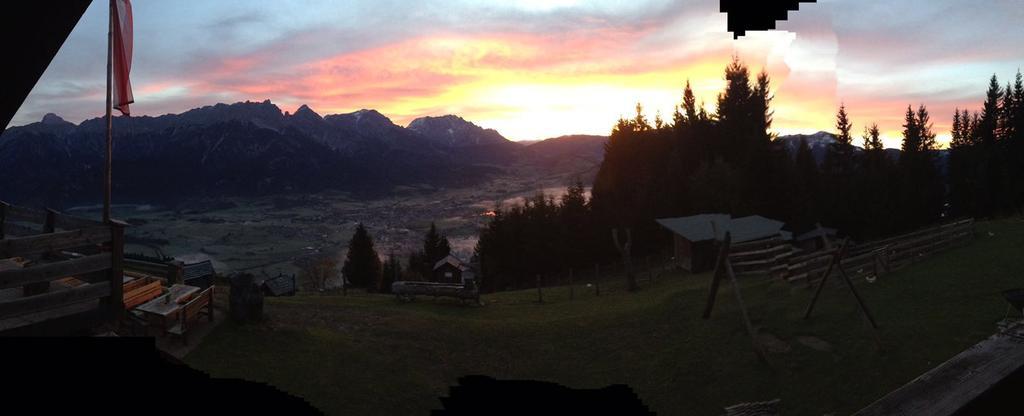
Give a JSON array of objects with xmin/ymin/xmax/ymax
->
[{"xmin": 11, "ymin": 0, "xmax": 1024, "ymax": 146}]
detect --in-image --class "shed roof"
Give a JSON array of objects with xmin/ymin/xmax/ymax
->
[
  {"xmin": 656, "ymin": 214, "xmax": 788, "ymax": 244},
  {"xmin": 182, "ymin": 260, "xmax": 215, "ymax": 281},
  {"xmin": 729, "ymin": 215, "xmax": 787, "ymax": 243},
  {"xmin": 655, "ymin": 213, "xmax": 730, "ymax": 242},
  {"xmin": 433, "ymin": 254, "xmax": 469, "ymax": 271},
  {"xmin": 796, "ymin": 226, "xmax": 837, "ymax": 242},
  {"xmin": 262, "ymin": 274, "xmax": 296, "ymax": 296}
]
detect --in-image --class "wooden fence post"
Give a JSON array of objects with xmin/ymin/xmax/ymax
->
[
  {"xmin": 166, "ymin": 260, "xmax": 185, "ymax": 285},
  {"xmin": 725, "ymin": 255, "xmax": 768, "ymax": 363},
  {"xmin": 108, "ymin": 219, "xmax": 126, "ymax": 321},
  {"xmin": 804, "ymin": 238, "xmax": 848, "ymax": 319},
  {"xmin": 702, "ymin": 234, "xmax": 731, "ymax": 319}
]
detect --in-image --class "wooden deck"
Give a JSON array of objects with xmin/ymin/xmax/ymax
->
[{"xmin": 854, "ymin": 321, "xmax": 1024, "ymax": 416}]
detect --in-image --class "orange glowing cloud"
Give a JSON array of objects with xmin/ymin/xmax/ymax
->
[{"xmin": 183, "ymin": 25, "xmax": 809, "ymax": 140}]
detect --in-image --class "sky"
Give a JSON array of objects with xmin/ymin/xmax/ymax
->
[{"xmin": 11, "ymin": 0, "xmax": 1024, "ymax": 148}]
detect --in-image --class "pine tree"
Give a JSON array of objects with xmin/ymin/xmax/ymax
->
[
  {"xmin": 341, "ymin": 223, "xmax": 381, "ymax": 289},
  {"xmin": 977, "ymin": 76, "xmax": 1005, "ymax": 216},
  {"xmin": 979, "ymin": 74, "xmax": 1002, "ymax": 147},
  {"xmin": 917, "ymin": 105, "xmax": 937, "ymax": 152},
  {"xmin": 900, "ymin": 105, "xmax": 921, "ymax": 157},
  {"xmin": 858, "ymin": 122, "xmax": 892, "ymax": 238},
  {"xmin": 379, "ymin": 252, "xmax": 401, "ymax": 293},
  {"xmin": 949, "ymin": 108, "xmax": 977, "ymax": 217},
  {"xmin": 792, "ymin": 138, "xmax": 821, "ymax": 231},
  {"xmin": 835, "ymin": 103, "xmax": 853, "ymax": 146},
  {"xmin": 862, "ymin": 123, "xmax": 883, "ymax": 151},
  {"xmin": 1009, "ymin": 71, "xmax": 1024, "ymax": 211},
  {"xmin": 676, "ymin": 79, "xmax": 699, "ymax": 126}
]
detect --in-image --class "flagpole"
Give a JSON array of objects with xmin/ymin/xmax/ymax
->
[{"xmin": 104, "ymin": 0, "xmax": 113, "ymax": 223}]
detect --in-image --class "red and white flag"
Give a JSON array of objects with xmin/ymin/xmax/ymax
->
[{"xmin": 111, "ymin": 0, "xmax": 133, "ymax": 115}]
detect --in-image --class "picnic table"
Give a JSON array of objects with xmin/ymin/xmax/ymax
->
[{"xmin": 135, "ymin": 284, "xmax": 201, "ymax": 332}]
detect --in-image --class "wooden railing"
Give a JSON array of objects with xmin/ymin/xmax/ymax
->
[
  {"xmin": 124, "ymin": 258, "xmax": 183, "ymax": 285},
  {"xmin": 0, "ymin": 201, "xmax": 124, "ymax": 332},
  {"xmin": 722, "ymin": 219, "xmax": 976, "ymax": 286},
  {"xmin": 785, "ymin": 219, "xmax": 975, "ymax": 285}
]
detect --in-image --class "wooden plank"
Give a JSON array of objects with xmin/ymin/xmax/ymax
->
[
  {"xmin": 54, "ymin": 213, "xmax": 104, "ymax": 230},
  {"xmin": 731, "ymin": 251, "xmax": 794, "ymax": 268},
  {"xmin": 701, "ymin": 234, "xmax": 731, "ymax": 319},
  {"xmin": 2, "ymin": 222, "xmax": 39, "ymax": 238},
  {"xmin": 0, "ymin": 226, "xmax": 111, "ymax": 258},
  {"xmin": 124, "ymin": 282, "xmax": 163, "ymax": 310},
  {"xmin": 730, "ymin": 237, "xmax": 786, "ymax": 252},
  {"xmin": 729, "ymin": 244, "xmax": 792, "ymax": 260},
  {"xmin": 854, "ymin": 326, "xmax": 1024, "ymax": 416},
  {"xmin": 0, "ymin": 298, "xmax": 100, "ymax": 332},
  {"xmin": 123, "ymin": 275, "xmax": 155, "ymax": 293},
  {"xmin": 3, "ymin": 204, "xmax": 46, "ymax": 225},
  {"xmin": 124, "ymin": 259, "xmax": 171, "ymax": 277},
  {"xmin": 0, "ymin": 281, "xmax": 110, "ymax": 320},
  {"xmin": 0, "ymin": 253, "xmax": 111, "ymax": 289}
]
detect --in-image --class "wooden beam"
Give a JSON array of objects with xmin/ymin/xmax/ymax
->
[
  {"xmin": 0, "ymin": 226, "xmax": 111, "ymax": 258},
  {"xmin": 837, "ymin": 260, "xmax": 879, "ymax": 330},
  {"xmin": 804, "ymin": 238, "xmax": 849, "ymax": 319},
  {"xmin": 0, "ymin": 299, "xmax": 101, "ymax": 333},
  {"xmin": 3, "ymin": 204, "xmax": 46, "ymax": 225},
  {"xmin": 702, "ymin": 233, "xmax": 732, "ymax": 319},
  {"xmin": 724, "ymin": 253, "xmax": 768, "ymax": 363},
  {"xmin": 0, "ymin": 281, "xmax": 110, "ymax": 320},
  {"xmin": 54, "ymin": 212, "xmax": 105, "ymax": 230},
  {"xmin": 853, "ymin": 326, "xmax": 1024, "ymax": 416},
  {"xmin": 0, "ymin": 253, "xmax": 111, "ymax": 290},
  {"xmin": 108, "ymin": 221, "xmax": 125, "ymax": 320}
]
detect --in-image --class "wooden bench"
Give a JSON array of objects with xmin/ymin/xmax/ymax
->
[
  {"xmin": 124, "ymin": 279, "xmax": 164, "ymax": 310},
  {"xmin": 122, "ymin": 278, "xmax": 165, "ymax": 335},
  {"xmin": 166, "ymin": 287, "xmax": 214, "ymax": 345}
]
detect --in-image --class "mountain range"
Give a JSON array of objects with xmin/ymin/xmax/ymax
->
[
  {"xmin": 3, "ymin": 101, "xmax": 948, "ymax": 209},
  {"xmin": 0, "ymin": 101, "xmax": 608, "ymax": 208}
]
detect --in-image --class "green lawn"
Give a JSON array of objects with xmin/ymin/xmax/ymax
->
[{"xmin": 184, "ymin": 217, "xmax": 1024, "ymax": 415}]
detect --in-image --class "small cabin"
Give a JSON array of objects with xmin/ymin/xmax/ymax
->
[
  {"xmin": 656, "ymin": 214, "xmax": 792, "ymax": 273},
  {"xmin": 182, "ymin": 260, "xmax": 215, "ymax": 290},
  {"xmin": 260, "ymin": 273, "xmax": 297, "ymax": 297},
  {"xmin": 433, "ymin": 255, "xmax": 472, "ymax": 284}
]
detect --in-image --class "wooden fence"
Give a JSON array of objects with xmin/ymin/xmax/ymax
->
[
  {"xmin": 722, "ymin": 219, "xmax": 975, "ymax": 286},
  {"xmin": 0, "ymin": 201, "xmax": 125, "ymax": 333}
]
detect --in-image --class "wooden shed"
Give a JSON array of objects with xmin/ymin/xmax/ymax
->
[
  {"xmin": 433, "ymin": 255, "xmax": 472, "ymax": 284},
  {"xmin": 260, "ymin": 274, "xmax": 296, "ymax": 297},
  {"xmin": 656, "ymin": 214, "xmax": 791, "ymax": 273},
  {"xmin": 182, "ymin": 260, "xmax": 215, "ymax": 290}
]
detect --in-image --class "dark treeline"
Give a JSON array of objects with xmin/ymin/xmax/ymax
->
[
  {"xmin": 949, "ymin": 72, "xmax": 1024, "ymax": 218},
  {"xmin": 474, "ymin": 57, "xmax": 1024, "ymax": 293}
]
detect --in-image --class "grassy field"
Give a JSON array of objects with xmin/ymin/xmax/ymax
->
[{"xmin": 184, "ymin": 217, "xmax": 1024, "ymax": 415}]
